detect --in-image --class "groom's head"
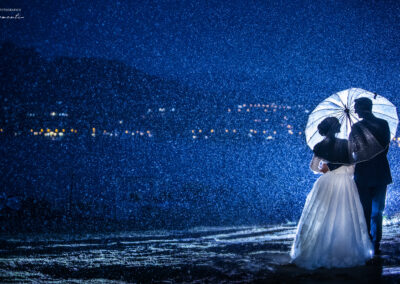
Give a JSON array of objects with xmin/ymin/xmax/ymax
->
[{"xmin": 354, "ymin": 98, "xmax": 373, "ymax": 118}]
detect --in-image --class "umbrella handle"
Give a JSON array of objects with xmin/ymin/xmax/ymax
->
[{"xmin": 345, "ymin": 107, "xmax": 353, "ymax": 126}]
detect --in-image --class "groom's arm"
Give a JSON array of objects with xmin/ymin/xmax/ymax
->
[{"xmin": 327, "ymin": 163, "xmax": 342, "ymax": 171}]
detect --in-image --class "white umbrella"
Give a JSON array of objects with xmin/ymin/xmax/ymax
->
[{"xmin": 306, "ymin": 88, "xmax": 398, "ymax": 163}]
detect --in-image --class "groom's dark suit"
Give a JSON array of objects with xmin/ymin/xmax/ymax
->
[{"xmin": 350, "ymin": 115, "xmax": 392, "ymax": 251}]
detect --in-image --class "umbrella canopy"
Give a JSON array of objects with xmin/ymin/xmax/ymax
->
[{"xmin": 305, "ymin": 88, "xmax": 398, "ymax": 163}]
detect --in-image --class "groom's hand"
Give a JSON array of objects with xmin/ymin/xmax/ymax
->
[{"xmin": 320, "ymin": 164, "xmax": 329, "ymax": 173}]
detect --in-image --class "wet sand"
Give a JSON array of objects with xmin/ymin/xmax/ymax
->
[{"xmin": 0, "ymin": 221, "xmax": 399, "ymax": 283}]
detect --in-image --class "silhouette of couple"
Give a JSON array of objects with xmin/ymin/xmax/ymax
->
[{"xmin": 291, "ymin": 97, "xmax": 392, "ymax": 269}]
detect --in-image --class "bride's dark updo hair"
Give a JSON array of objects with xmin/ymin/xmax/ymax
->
[{"xmin": 318, "ymin": 117, "xmax": 341, "ymax": 137}]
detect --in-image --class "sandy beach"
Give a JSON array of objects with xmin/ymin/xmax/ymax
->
[{"xmin": 1, "ymin": 218, "xmax": 399, "ymax": 283}]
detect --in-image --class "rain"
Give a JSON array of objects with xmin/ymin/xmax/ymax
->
[{"xmin": 0, "ymin": 0, "xmax": 400, "ymax": 282}]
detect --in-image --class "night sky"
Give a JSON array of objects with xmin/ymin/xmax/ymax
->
[{"xmin": 1, "ymin": 0, "xmax": 400, "ymax": 101}]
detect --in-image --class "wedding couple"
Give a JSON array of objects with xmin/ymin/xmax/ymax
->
[{"xmin": 290, "ymin": 97, "xmax": 392, "ymax": 270}]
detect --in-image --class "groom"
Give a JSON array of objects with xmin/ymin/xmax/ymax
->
[{"xmin": 351, "ymin": 97, "xmax": 392, "ymax": 255}]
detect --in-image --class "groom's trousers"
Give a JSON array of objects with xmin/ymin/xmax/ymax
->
[{"xmin": 356, "ymin": 184, "xmax": 387, "ymax": 250}]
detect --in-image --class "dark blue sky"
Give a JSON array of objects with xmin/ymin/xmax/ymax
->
[{"xmin": 1, "ymin": 0, "xmax": 400, "ymax": 101}]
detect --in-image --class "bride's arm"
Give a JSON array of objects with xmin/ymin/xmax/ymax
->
[{"xmin": 309, "ymin": 155, "xmax": 327, "ymax": 174}]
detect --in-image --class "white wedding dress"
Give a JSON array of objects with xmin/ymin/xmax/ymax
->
[{"xmin": 290, "ymin": 156, "xmax": 374, "ymax": 269}]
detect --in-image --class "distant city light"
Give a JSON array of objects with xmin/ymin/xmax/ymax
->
[{"xmin": 6, "ymin": 102, "xmax": 326, "ymax": 141}]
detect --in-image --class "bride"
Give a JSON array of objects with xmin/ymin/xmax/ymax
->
[{"xmin": 290, "ymin": 117, "xmax": 373, "ymax": 269}]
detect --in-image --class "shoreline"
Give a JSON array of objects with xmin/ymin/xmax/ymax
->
[{"xmin": 1, "ymin": 219, "xmax": 399, "ymax": 283}]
